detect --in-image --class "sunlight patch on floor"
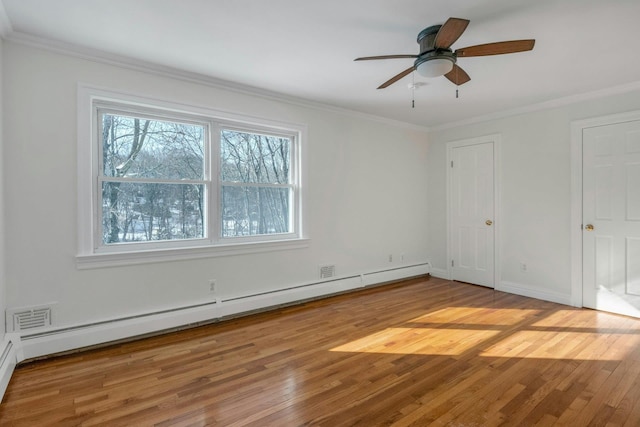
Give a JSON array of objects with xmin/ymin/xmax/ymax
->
[
  {"xmin": 330, "ymin": 327, "xmax": 500, "ymax": 355},
  {"xmin": 330, "ymin": 307, "xmax": 639, "ymax": 360},
  {"xmin": 409, "ymin": 307, "xmax": 542, "ymax": 326},
  {"xmin": 480, "ymin": 330, "xmax": 640, "ymax": 360}
]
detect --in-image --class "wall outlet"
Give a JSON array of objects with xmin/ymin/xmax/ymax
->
[
  {"xmin": 388, "ymin": 254, "xmax": 393, "ymax": 262},
  {"xmin": 209, "ymin": 279, "xmax": 217, "ymax": 292},
  {"xmin": 520, "ymin": 263, "xmax": 527, "ymax": 272}
]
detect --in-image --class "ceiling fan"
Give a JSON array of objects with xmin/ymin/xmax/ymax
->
[{"xmin": 355, "ymin": 17, "xmax": 535, "ymax": 89}]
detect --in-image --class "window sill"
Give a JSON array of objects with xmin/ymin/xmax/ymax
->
[{"xmin": 76, "ymin": 238, "xmax": 310, "ymax": 269}]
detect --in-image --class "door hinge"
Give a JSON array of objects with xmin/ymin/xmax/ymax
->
[
  {"xmin": 451, "ymin": 160, "xmax": 454, "ymax": 168},
  {"xmin": 451, "ymin": 260, "xmax": 454, "ymax": 267}
]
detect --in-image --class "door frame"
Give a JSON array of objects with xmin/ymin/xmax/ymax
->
[
  {"xmin": 446, "ymin": 134, "xmax": 501, "ymax": 288},
  {"xmin": 570, "ymin": 110, "xmax": 640, "ymax": 307}
]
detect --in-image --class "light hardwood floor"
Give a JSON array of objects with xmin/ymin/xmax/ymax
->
[{"xmin": 2, "ymin": 276, "xmax": 640, "ymax": 426}]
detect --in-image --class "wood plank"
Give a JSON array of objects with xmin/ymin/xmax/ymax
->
[{"xmin": 2, "ymin": 277, "xmax": 640, "ymax": 425}]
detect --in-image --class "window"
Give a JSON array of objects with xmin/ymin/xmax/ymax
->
[
  {"xmin": 100, "ymin": 110, "xmax": 208, "ymax": 246},
  {"xmin": 77, "ymin": 87, "xmax": 306, "ymax": 267}
]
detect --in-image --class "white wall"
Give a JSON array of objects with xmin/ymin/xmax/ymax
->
[
  {"xmin": 0, "ymin": 35, "xmax": 15, "ymax": 399},
  {"xmin": 427, "ymin": 88, "xmax": 640, "ymax": 302},
  {"xmin": 0, "ymin": 35, "xmax": 5, "ymax": 339},
  {"xmin": 3, "ymin": 42, "xmax": 429, "ymax": 336}
]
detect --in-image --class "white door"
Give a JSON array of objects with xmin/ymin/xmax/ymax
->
[
  {"xmin": 450, "ymin": 141, "xmax": 495, "ymax": 288},
  {"xmin": 583, "ymin": 120, "xmax": 640, "ymax": 317}
]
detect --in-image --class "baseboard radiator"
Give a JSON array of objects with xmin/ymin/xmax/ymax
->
[{"xmin": 16, "ymin": 263, "xmax": 430, "ymax": 362}]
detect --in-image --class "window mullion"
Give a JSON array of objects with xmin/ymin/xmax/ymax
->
[{"xmin": 210, "ymin": 121, "xmax": 221, "ymax": 243}]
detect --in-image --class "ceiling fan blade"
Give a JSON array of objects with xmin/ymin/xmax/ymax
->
[
  {"xmin": 455, "ymin": 39, "xmax": 535, "ymax": 57},
  {"xmin": 444, "ymin": 64, "xmax": 471, "ymax": 85},
  {"xmin": 355, "ymin": 54, "xmax": 418, "ymax": 61},
  {"xmin": 434, "ymin": 18, "xmax": 470, "ymax": 49},
  {"xmin": 377, "ymin": 66, "xmax": 415, "ymax": 89}
]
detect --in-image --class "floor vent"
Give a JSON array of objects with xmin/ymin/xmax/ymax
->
[
  {"xmin": 319, "ymin": 264, "xmax": 336, "ymax": 279},
  {"xmin": 11, "ymin": 307, "xmax": 52, "ymax": 332}
]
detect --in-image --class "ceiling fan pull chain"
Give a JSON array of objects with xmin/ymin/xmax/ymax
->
[{"xmin": 411, "ymin": 72, "xmax": 416, "ymax": 108}]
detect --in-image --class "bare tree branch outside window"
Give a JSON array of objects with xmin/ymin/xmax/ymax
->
[
  {"xmin": 101, "ymin": 113, "xmax": 205, "ymax": 244},
  {"xmin": 220, "ymin": 130, "xmax": 291, "ymax": 237}
]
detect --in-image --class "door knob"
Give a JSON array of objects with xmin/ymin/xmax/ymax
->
[
  {"xmin": 485, "ymin": 220, "xmax": 493, "ymax": 226},
  {"xmin": 585, "ymin": 224, "xmax": 594, "ymax": 231}
]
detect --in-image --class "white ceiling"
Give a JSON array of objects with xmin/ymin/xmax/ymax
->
[{"xmin": 2, "ymin": 0, "xmax": 640, "ymax": 128}]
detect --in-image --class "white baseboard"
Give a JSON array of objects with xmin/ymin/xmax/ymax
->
[
  {"xmin": 19, "ymin": 302, "xmax": 219, "ymax": 361},
  {"xmin": 218, "ymin": 276, "xmax": 364, "ymax": 318},
  {"xmin": 0, "ymin": 334, "xmax": 19, "ymax": 402},
  {"xmin": 361, "ymin": 263, "xmax": 430, "ymax": 287},
  {"xmin": 18, "ymin": 263, "xmax": 430, "ymax": 361},
  {"xmin": 497, "ymin": 281, "xmax": 572, "ymax": 306},
  {"xmin": 429, "ymin": 267, "xmax": 450, "ymax": 280}
]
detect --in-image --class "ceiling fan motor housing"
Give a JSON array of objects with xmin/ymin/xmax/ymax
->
[
  {"xmin": 417, "ymin": 25, "xmax": 441, "ymax": 53},
  {"xmin": 415, "ymin": 24, "xmax": 456, "ymax": 75}
]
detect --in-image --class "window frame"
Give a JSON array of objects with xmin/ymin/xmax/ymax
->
[
  {"xmin": 96, "ymin": 105, "xmax": 212, "ymax": 252},
  {"xmin": 77, "ymin": 85, "xmax": 308, "ymax": 269}
]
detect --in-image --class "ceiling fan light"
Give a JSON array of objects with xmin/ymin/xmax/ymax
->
[{"xmin": 416, "ymin": 57, "xmax": 454, "ymax": 78}]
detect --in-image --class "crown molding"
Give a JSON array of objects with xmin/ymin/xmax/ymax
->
[
  {"xmin": 430, "ymin": 80, "xmax": 640, "ymax": 132},
  {"xmin": 5, "ymin": 31, "xmax": 430, "ymax": 133},
  {"xmin": 0, "ymin": 0, "xmax": 12, "ymax": 39},
  {"xmin": 9, "ymin": 24, "xmax": 638, "ymax": 135}
]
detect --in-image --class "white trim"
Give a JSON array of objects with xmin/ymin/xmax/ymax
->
[
  {"xmin": 497, "ymin": 281, "xmax": 572, "ymax": 306},
  {"xmin": 0, "ymin": 1, "xmax": 12, "ymax": 39},
  {"xmin": 432, "ymin": 81, "xmax": 640, "ymax": 132},
  {"xmin": 570, "ymin": 109, "xmax": 640, "ymax": 308},
  {"xmin": 0, "ymin": 335, "xmax": 19, "ymax": 401},
  {"xmin": 18, "ymin": 263, "xmax": 429, "ymax": 360},
  {"xmin": 570, "ymin": 119, "xmax": 583, "ymax": 307},
  {"xmin": 446, "ymin": 134, "xmax": 501, "ymax": 289},
  {"xmin": 8, "ymin": 31, "xmax": 429, "ymax": 132},
  {"xmin": 6, "ymin": 28, "xmax": 640, "ymax": 134},
  {"xmin": 77, "ymin": 238, "xmax": 310, "ymax": 269}
]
